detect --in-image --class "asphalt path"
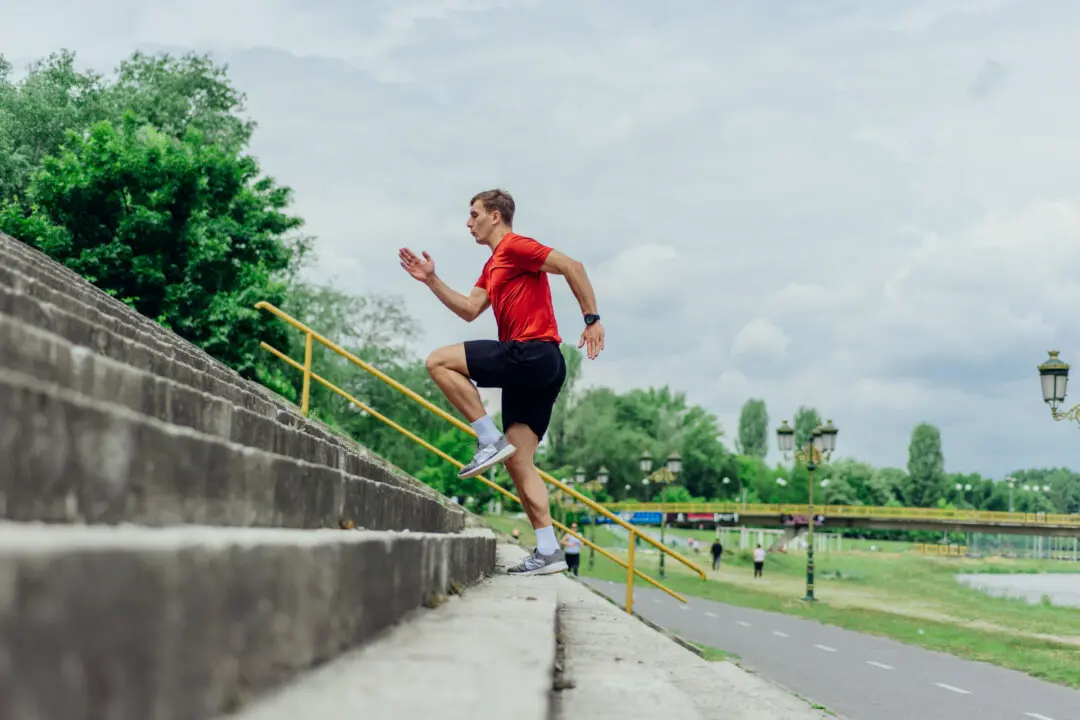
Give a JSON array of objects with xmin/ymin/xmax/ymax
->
[{"xmin": 582, "ymin": 578, "xmax": 1080, "ymax": 720}]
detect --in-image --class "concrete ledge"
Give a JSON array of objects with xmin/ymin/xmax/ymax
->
[
  {"xmin": 228, "ymin": 542, "xmax": 556, "ymax": 720},
  {"xmin": 0, "ymin": 367, "xmax": 461, "ymax": 533},
  {"xmin": 0, "ymin": 522, "xmax": 496, "ymax": 720}
]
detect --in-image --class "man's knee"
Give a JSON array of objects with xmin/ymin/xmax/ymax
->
[
  {"xmin": 425, "ymin": 344, "xmax": 467, "ymax": 378},
  {"xmin": 504, "ymin": 447, "xmax": 535, "ymax": 476}
]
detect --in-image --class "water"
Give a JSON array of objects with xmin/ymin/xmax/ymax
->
[{"xmin": 956, "ymin": 573, "xmax": 1080, "ymax": 608}]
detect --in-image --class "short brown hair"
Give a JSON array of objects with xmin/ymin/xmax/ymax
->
[{"xmin": 470, "ymin": 188, "xmax": 515, "ymax": 226}]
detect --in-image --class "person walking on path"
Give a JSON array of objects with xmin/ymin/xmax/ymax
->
[
  {"xmin": 561, "ymin": 522, "xmax": 583, "ymax": 576},
  {"xmin": 399, "ymin": 188, "xmax": 605, "ymax": 577},
  {"xmin": 711, "ymin": 538, "xmax": 724, "ymax": 570},
  {"xmin": 753, "ymin": 544, "xmax": 766, "ymax": 578}
]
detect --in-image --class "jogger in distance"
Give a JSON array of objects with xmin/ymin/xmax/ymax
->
[{"xmin": 399, "ymin": 188, "xmax": 605, "ymax": 576}]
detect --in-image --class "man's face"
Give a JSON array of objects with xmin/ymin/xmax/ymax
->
[
  {"xmin": 570, "ymin": 524, "xmax": 578, "ymax": 532},
  {"xmin": 466, "ymin": 200, "xmax": 498, "ymax": 243}
]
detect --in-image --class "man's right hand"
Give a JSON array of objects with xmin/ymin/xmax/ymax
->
[{"xmin": 399, "ymin": 248, "xmax": 435, "ymax": 283}]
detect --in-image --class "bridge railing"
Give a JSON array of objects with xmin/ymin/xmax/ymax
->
[{"xmin": 606, "ymin": 502, "xmax": 1080, "ymax": 528}]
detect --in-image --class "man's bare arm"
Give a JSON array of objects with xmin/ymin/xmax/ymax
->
[
  {"xmin": 425, "ymin": 276, "xmax": 490, "ymax": 322},
  {"xmin": 540, "ymin": 250, "xmax": 598, "ymax": 315}
]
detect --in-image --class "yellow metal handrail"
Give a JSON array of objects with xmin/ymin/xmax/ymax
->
[
  {"xmin": 915, "ymin": 543, "xmax": 968, "ymax": 556},
  {"xmin": 255, "ymin": 301, "xmax": 706, "ymax": 613},
  {"xmin": 607, "ymin": 501, "xmax": 1080, "ymax": 528}
]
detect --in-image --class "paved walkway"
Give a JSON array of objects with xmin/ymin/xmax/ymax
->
[{"xmin": 584, "ymin": 578, "xmax": 1080, "ymax": 720}]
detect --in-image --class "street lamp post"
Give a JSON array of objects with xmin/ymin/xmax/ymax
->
[
  {"xmin": 776, "ymin": 419, "xmax": 839, "ymax": 602},
  {"xmin": 640, "ymin": 449, "xmax": 682, "ymax": 578},
  {"xmin": 1037, "ymin": 351, "xmax": 1079, "ymax": 426}
]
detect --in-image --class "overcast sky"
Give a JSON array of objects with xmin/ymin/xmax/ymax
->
[{"xmin": 5, "ymin": 0, "xmax": 1079, "ymax": 477}]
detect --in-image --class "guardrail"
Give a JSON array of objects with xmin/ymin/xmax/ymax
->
[
  {"xmin": 255, "ymin": 300, "xmax": 706, "ymax": 613},
  {"xmin": 914, "ymin": 543, "xmax": 968, "ymax": 556},
  {"xmin": 606, "ymin": 502, "xmax": 1080, "ymax": 528}
]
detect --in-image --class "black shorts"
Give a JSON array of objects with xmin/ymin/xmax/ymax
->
[{"xmin": 464, "ymin": 339, "xmax": 566, "ymax": 441}]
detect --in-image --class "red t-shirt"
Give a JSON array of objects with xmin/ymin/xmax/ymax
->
[{"xmin": 475, "ymin": 232, "xmax": 562, "ymax": 344}]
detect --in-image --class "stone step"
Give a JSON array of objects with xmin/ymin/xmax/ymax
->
[
  {"xmin": 0, "ymin": 275, "xmax": 454, "ymax": 508},
  {"xmin": 228, "ymin": 543, "xmax": 557, "ymax": 720},
  {"xmin": 0, "ymin": 237, "xmax": 390, "ymax": 451},
  {"xmin": 0, "ymin": 366, "xmax": 460, "ymax": 532},
  {"xmin": 0, "ymin": 247, "xmax": 247, "ymax": 395},
  {"xmin": 0, "ymin": 234, "xmax": 222, "ymax": 372},
  {"xmin": 0, "ymin": 310, "xmax": 458, "ymax": 513},
  {"xmin": 0, "ymin": 522, "xmax": 496, "ymax": 720}
]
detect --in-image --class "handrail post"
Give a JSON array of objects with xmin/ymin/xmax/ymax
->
[
  {"xmin": 300, "ymin": 331, "xmax": 314, "ymax": 416},
  {"xmin": 626, "ymin": 533, "xmax": 636, "ymax": 614}
]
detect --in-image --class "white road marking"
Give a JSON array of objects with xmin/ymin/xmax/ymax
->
[
  {"xmin": 652, "ymin": 598, "xmax": 661, "ymax": 603},
  {"xmin": 934, "ymin": 683, "xmax": 971, "ymax": 695},
  {"xmin": 866, "ymin": 661, "xmax": 894, "ymax": 670},
  {"xmin": 736, "ymin": 621, "xmax": 752, "ymax": 627},
  {"xmin": 1025, "ymin": 713, "xmax": 1055, "ymax": 720},
  {"xmin": 814, "ymin": 644, "xmax": 837, "ymax": 653},
  {"xmin": 772, "ymin": 630, "xmax": 790, "ymax": 638},
  {"xmin": 679, "ymin": 604, "xmax": 688, "ymax": 610},
  {"xmin": 705, "ymin": 611, "xmax": 718, "ymax": 618}
]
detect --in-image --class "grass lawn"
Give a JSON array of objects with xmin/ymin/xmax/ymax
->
[{"xmin": 481, "ymin": 514, "xmax": 1080, "ymax": 689}]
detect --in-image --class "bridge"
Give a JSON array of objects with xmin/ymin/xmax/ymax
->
[{"xmin": 597, "ymin": 502, "xmax": 1080, "ymax": 537}]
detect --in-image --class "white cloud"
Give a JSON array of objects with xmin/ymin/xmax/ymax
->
[
  {"xmin": 6, "ymin": 0, "xmax": 1080, "ymax": 476},
  {"xmin": 731, "ymin": 319, "xmax": 790, "ymax": 359}
]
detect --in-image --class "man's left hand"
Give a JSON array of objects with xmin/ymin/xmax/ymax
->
[{"xmin": 579, "ymin": 321, "xmax": 605, "ymax": 360}]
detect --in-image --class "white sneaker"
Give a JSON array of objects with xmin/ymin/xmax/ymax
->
[
  {"xmin": 458, "ymin": 435, "xmax": 517, "ymax": 479},
  {"xmin": 506, "ymin": 548, "xmax": 569, "ymax": 576}
]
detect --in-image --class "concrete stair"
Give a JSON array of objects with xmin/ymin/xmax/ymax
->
[
  {"xmin": 0, "ymin": 233, "xmax": 494, "ymax": 718},
  {"xmin": 0, "ymin": 233, "xmax": 834, "ymax": 719},
  {"xmin": 227, "ymin": 544, "xmax": 836, "ymax": 720},
  {"xmin": 0, "ymin": 234, "xmax": 453, "ymax": 508}
]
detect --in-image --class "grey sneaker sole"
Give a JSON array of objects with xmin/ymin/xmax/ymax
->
[
  {"xmin": 508, "ymin": 559, "xmax": 569, "ymax": 577},
  {"xmin": 458, "ymin": 441, "xmax": 517, "ymax": 479}
]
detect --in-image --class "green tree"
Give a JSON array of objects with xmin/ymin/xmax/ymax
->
[
  {"xmin": 0, "ymin": 115, "xmax": 301, "ymax": 378},
  {"xmin": 737, "ymin": 398, "xmax": 769, "ymax": 459},
  {"xmin": 868, "ymin": 467, "xmax": 906, "ymax": 506},
  {"xmin": 0, "ymin": 50, "xmax": 253, "ymax": 204},
  {"xmin": 905, "ymin": 423, "xmax": 945, "ymax": 507},
  {"xmin": 793, "ymin": 405, "xmax": 822, "ymax": 449},
  {"xmin": 0, "ymin": 51, "xmax": 111, "ymax": 201},
  {"xmin": 106, "ymin": 51, "xmax": 254, "ymax": 150},
  {"xmin": 821, "ymin": 477, "xmax": 858, "ymax": 505}
]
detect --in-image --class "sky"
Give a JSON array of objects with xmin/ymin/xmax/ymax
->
[{"xmin": 4, "ymin": 0, "xmax": 1079, "ymax": 477}]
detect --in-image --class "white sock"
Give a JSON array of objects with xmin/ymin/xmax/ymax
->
[
  {"xmin": 536, "ymin": 525, "xmax": 559, "ymax": 555},
  {"xmin": 470, "ymin": 415, "xmax": 501, "ymax": 445}
]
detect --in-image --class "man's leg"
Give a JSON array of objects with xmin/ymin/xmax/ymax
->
[
  {"xmin": 426, "ymin": 342, "xmax": 517, "ymax": 478},
  {"xmin": 503, "ymin": 422, "xmax": 568, "ymax": 576},
  {"xmin": 503, "ymin": 423, "xmax": 552, "ymax": 529},
  {"xmin": 425, "ymin": 343, "xmax": 485, "ymax": 421}
]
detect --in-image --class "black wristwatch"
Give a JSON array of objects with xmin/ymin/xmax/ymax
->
[{"xmin": 584, "ymin": 313, "xmax": 601, "ymax": 326}]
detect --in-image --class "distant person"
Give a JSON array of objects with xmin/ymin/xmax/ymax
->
[
  {"xmin": 511, "ymin": 528, "xmax": 521, "ymax": 545},
  {"xmin": 561, "ymin": 522, "xmax": 583, "ymax": 576},
  {"xmin": 399, "ymin": 189, "xmax": 604, "ymax": 577},
  {"xmin": 753, "ymin": 544, "xmax": 766, "ymax": 578},
  {"xmin": 711, "ymin": 538, "xmax": 724, "ymax": 570}
]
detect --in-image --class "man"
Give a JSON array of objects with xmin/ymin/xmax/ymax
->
[
  {"xmin": 398, "ymin": 188, "xmax": 605, "ymax": 576},
  {"xmin": 561, "ymin": 522, "xmax": 583, "ymax": 576},
  {"xmin": 753, "ymin": 544, "xmax": 766, "ymax": 578},
  {"xmin": 710, "ymin": 537, "xmax": 723, "ymax": 570}
]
